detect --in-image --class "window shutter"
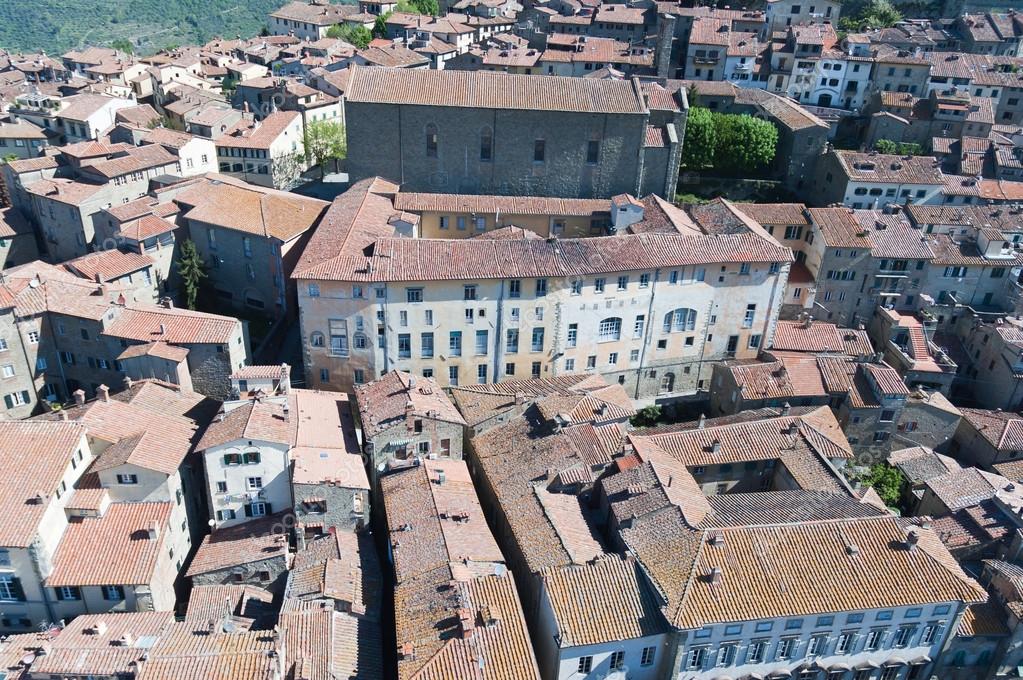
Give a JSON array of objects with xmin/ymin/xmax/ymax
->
[
  {"xmin": 264, "ymin": 503, "xmax": 272, "ymax": 515},
  {"xmin": 10, "ymin": 578, "xmax": 24, "ymax": 601},
  {"xmin": 244, "ymin": 504, "xmax": 253, "ymax": 518},
  {"xmin": 3, "ymin": 395, "xmax": 12, "ymax": 409}
]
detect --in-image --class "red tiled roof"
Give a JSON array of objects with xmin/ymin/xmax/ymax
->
[{"xmin": 47, "ymin": 502, "xmax": 173, "ymax": 586}]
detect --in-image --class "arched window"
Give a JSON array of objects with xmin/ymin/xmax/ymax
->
[
  {"xmin": 480, "ymin": 127, "xmax": 493, "ymax": 162},
  {"xmin": 310, "ymin": 332, "xmax": 325, "ymax": 348},
  {"xmin": 663, "ymin": 308, "xmax": 697, "ymax": 333},
  {"xmin": 598, "ymin": 317, "xmax": 622, "ymax": 342},
  {"xmin": 425, "ymin": 124, "xmax": 438, "ymax": 158},
  {"xmin": 659, "ymin": 372, "xmax": 675, "ymax": 394}
]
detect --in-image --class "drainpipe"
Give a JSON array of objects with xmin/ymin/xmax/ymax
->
[{"xmin": 634, "ymin": 268, "xmax": 659, "ymax": 400}]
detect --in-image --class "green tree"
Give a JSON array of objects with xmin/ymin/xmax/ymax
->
[
  {"xmin": 176, "ymin": 239, "xmax": 207, "ymax": 311},
  {"xmin": 396, "ymin": 0, "xmax": 439, "ymax": 14},
  {"xmin": 110, "ymin": 38, "xmax": 134, "ymax": 55},
  {"xmin": 874, "ymin": 139, "xmax": 925, "ymax": 156},
  {"xmin": 840, "ymin": 0, "xmax": 902, "ymax": 31},
  {"xmin": 373, "ymin": 11, "xmax": 393, "ymax": 38},
  {"xmin": 630, "ymin": 405, "xmax": 662, "ymax": 428},
  {"xmin": 220, "ymin": 75, "xmax": 239, "ymax": 98},
  {"xmin": 681, "ymin": 106, "xmax": 716, "ymax": 169},
  {"xmin": 713, "ymin": 113, "xmax": 778, "ymax": 174},
  {"xmin": 861, "ymin": 462, "xmax": 904, "ymax": 508},
  {"xmin": 327, "ymin": 23, "xmax": 373, "ymax": 49},
  {"xmin": 304, "ymin": 120, "xmax": 347, "ymax": 178}
]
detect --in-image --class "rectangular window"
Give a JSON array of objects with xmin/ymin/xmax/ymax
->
[
  {"xmin": 808, "ymin": 635, "xmax": 827, "ymax": 655},
  {"xmin": 450, "ymin": 331, "xmax": 462, "ymax": 357},
  {"xmin": 610, "ymin": 651, "xmax": 626, "ymax": 670},
  {"xmin": 475, "ymin": 330, "xmax": 488, "ymax": 356},
  {"xmin": 531, "ymin": 328, "xmax": 544, "ymax": 352},
  {"xmin": 865, "ymin": 629, "xmax": 883, "ymax": 650},
  {"xmin": 406, "ymin": 288, "xmax": 423, "ymax": 303},
  {"xmin": 567, "ymin": 323, "xmax": 577, "ymax": 348},
  {"xmin": 533, "ymin": 139, "xmax": 545, "ymax": 162},
  {"xmin": 747, "ymin": 640, "xmax": 767, "ymax": 663},
  {"xmin": 421, "ymin": 332, "xmax": 434, "ymax": 358},
  {"xmin": 506, "ymin": 329, "xmax": 519, "ymax": 353},
  {"xmin": 116, "ymin": 474, "xmax": 138, "ymax": 485},
  {"xmin": 464, "ymin": 285, "xmax": 477, "ymax": 301},
  {"xmin": 634, "ymin": 315, "xmax": 645, "ymax": 338},
  {"xmin": 247, "ymin": 476, "xmax": 263, "ymax": 490},
  {"xmin": 398, "ymin": 334, "xmax": 411, "ymax": 359},
  {"xmin": 448, "ymin": 366, "xmax": 459, "ymax": 386},
  {"xmin": 641, "ymin": 646, "xmax": 656, "ymax": 667},
  {"xmin": 743, "ymin": 304, "xmax": 756, "ymax": 329},
  {"xmin": 102, "ymin": 585, "xmax": 125, "ymax": 601},
  {"xmin": 0, "ymin": 576, "xmax": 22, "ymax": 601},
  {"xmin": 594, "ymin": 278, "xmax": 605, "ymax": 293},
  {"xmin": 718, "ymin": 643, "xmax": 737, "ymax": 666},
  {"xmin": 577, "ymin": 657, "xmax": 593, "ymax": 674},
  {"xmin": 535, "ymin": 279, "xmax": 547, "ymax": 297},
  {"xmin": 509, "ymin": 280, "xmax": 521, "ymax": 298},
  {"xmin": 565, "ymin": 358, "xmax": 575, "ymax": 371},
  {"xmin": 477, "ymin": 364, "xmax": 487, "ymax": 384},
  {"xmin": 617, "ymin": 275, "xmax": 628, "ymax": 290}
]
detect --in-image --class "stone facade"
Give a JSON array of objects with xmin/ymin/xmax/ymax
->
[{"xmin": 344, "ymin": 67, "xmax": 686, "ymax": 199}]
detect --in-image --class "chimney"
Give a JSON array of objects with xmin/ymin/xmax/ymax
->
[
  {"xmin": 161, "ymin": 297, "xmax": 173, "ymax": 309},
  {"xmin": 709, "ymin": 566, "xmax": 723, "ymax": 585},
  {"xmin": 405, "ymin": 399, "xmax": 415, "ymax": 430},
  {"xmin": 97, "ymin": 384, "xmax": 110, "ymax": 402},
  {"xmin": 437, "ymin": 469, "xmax": 446, "ymax": 485},
  {"xmin": 697, "ymin": 413, "xmax": 706, "ymax": 429},
  {"xmin": 787, "ymin": 422, "xmax": 799, "ymax": 436},
  {"xmin": 457, "ymin": 608, "xmax": 475, "ymax": 639},
  {"xmin": 710, "ymin": 439, "xmax": 721, "ymax": 454},
  {"xmin": 146, "ymin": 521, "xmax": 160, "ymax": 540},
  {"xmin": 803, "ymin": 315, "xmax": 814, "ymax": 328},
  {"xmin": 158, "ymin": 323, "xmax": 167, "ymax": 335},
  {"xmin": 123, "ymin": 375, "xmax": 134, "ymax": 390},
  {"xmin": 781, "ymin": 402, "xmax": 791, "ymax": 416},
  {"xmin": 59, "ymin": 411, "xmax": 69, "ymax": 421},
  {"xmin": 708, "ymin": 530, "xmax": 725, "ymax": 547},
  {"xmin": 73, "ymin": 389, "xmax": 86, "ymax": 406},
  {"xmin": 514, "ymin": 391, "xmax": 525, "ymax": 406},
  {"xmin": 905, "ymin": 529, "xmax": 920, "ymax": 551}
]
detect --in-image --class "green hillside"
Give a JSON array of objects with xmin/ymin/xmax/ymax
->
[{"xmin": 0, "ymin": 0, "xmax": 283, "ymax": 56}]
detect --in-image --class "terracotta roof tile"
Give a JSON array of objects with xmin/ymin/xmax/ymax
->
[
  {"xmin": 0, "ymin": 421, "xmax": 87, "ymax": 547},
  {"xmin": 47, "ymin": 502, "xmax": 173, "ymax": 586},
  {"xmin": 345, "ymin": 65, "xmax": 647, "ymax": 114}
]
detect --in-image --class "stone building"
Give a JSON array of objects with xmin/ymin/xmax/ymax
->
[
  {"xmin": 292, "ymin": 179, "xmax": 792, "ymax": 398},
  {"xmin": 185, "ymin": 513, "xmax": 291, "ymax": 593},
  {"xmin": 355, "ymin": 369, "xmax": 467, "ymax": 483},
  {"xmin": 173, "ymin": 174, "xmax": 328, "ymax": 318},
  {"xmin": 197, "ymin": 387, "xmax": 364, "ymax": 532},
  {"xmin": 344, "ymin": 66, "xmax": 686, "ymax": 199},
  {"xmin": 0, "ymin": 261, "xmax": 249, "ymax": 418}
]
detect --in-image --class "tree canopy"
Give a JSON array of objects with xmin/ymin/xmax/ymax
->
[
  {"xmin": 681, "ymin": 107, "xmax": 778, "ymax": 174},
  {"xmin": 860, "ymin": 462, "xmax": 904, "ymax": 508},
  {"xmin": 304, "ymin": 120, "xmax": 347, "ymax": 178},
  {"xmin": 176, "ymin": 239, "xmax": 207, "ymax": 311},
  {"xmin": 681, "ymin": 106, "xmax": 716, "ymax": 169},
  {"xmin": 874, "ymin": 139, "xmax": 925, "ymax": 156},
  {"xmin": 327, "ymin": 23, "xmax": 373, "ymax": 49},
  {"xmin": 839, "ymin": 0, "xmax": 902, "ymax": 31}
]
